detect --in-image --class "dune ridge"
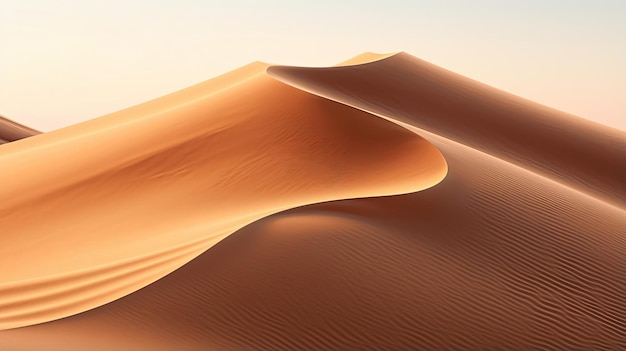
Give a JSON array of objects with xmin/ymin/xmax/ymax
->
[
  {"xmin": 1, "ymin": 52, "xmax": 624, "ymax": 350},
  {"xmin": 268, "ymin": 52, "xmax": 625, "ymax": 207}
]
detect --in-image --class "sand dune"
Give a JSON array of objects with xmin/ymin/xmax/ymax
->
[
  {"xmin": 0, "ymin": 115, "xmax": 39, "ymax": 144},
  {"xmin": 0, "ymin": 58, "xmax": 446, "ymax": 330},
  {"xmin": 0, "ymin": 52, "xmax": 624, "ymax": 350}
]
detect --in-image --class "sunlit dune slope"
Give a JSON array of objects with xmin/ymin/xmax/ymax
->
[
  {"xmin": 0, "ymin": 116, "xmax": 39, "ymax": 144},
  {"xmin": 0, "ymin": 60, "xmax": 446, "ymax": 330},
  {"xmin": 269, "ymin": 52, "xmax": 625, "ymax": 207},
  {"xmin": 1, "ymin": 52, "xmax": 623, "ymax": 351}
]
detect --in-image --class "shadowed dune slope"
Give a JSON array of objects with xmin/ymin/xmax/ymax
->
[
  {"xmin": 268, "ymin": 52, "xmax": 625, "ymax": 207},
  {"xmin": 1, "ymin": 52, "xmax": 624, "ymax": 350},
  {"xmin": 0, "ymin": 116, "xmax": 39, "ymax": 144}
]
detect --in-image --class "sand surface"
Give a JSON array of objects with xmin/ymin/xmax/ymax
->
[{"xmin": 0, "ymin": 52, "xmax": 624, "ymax": 350}]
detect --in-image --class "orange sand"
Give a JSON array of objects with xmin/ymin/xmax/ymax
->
[{"xmin": 0, "ymin": 52, "xmax": 623, "ymax": 350}]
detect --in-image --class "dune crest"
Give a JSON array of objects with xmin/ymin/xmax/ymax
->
[
  {"xmin": 268, "ymin": 52, "xmax": 624, "ymax": 207},
  {"xmin": 334, "ymin": 51, "xmax": 398, "ymax": 66}
]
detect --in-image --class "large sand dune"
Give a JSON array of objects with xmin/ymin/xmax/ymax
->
[{"xmin": 1, "ymin": 52, "xmax": 624, "ymax": 350}]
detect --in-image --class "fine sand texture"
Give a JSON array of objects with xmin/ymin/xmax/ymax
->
[{"xmin": 1, "ymin": 52, "xmax": 624, "ymax": 350}]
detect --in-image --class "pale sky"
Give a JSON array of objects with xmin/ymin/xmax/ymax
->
[{"xmin": 1, "ymin": 0, "xmax": 624, "ymax": 131}]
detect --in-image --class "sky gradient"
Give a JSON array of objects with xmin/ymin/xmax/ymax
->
[{"xmin": 1, "ymin": 0, "xmax": 624, "ymax": 131}]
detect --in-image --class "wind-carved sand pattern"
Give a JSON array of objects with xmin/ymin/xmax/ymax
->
[{"xmin": 0, "ymin": 52, "xmax": 624, "ymax": 351}]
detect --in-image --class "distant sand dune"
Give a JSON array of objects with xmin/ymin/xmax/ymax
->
[
  {"xmin": 0, "ymin": 116, "xmax": 39, "ymax": 144},
  {"xmin": 0, "ymin": 52, "xmax": 623, "ymax": 350}
]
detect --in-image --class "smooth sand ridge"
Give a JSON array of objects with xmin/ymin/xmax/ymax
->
[
  {"xmin": 0, "ymin": 62, "xmax": 266, "ymax": 155},
  {"xmin": 2, "ymin": 109, "xmax": 623, "ymax": 349},
  {"xmin": 0, "ymin": 60, "xmax": 447, "ymax": 330},
  {"xmin": 0, "ymin": 116, "xmax": 40, "ymax": 144},
  {"xmin": 334, "ymin": 51, "xmax": 398, "ymax": 66},
  {"xmin": 268, "ymin": 52, "xmax": 626, "ymax": 208}
]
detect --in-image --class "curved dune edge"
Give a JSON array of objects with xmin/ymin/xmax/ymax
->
[
  {"xmin": 0, "ymin": 60, "xmax": 447, "ymax": 330},
  {"xmin": 268, "ymin": 52, "xmax": 625, "ymax": 207},
  {"xmin": 0, "ymin": 115, "xmax": 40, "ymax": 144},
  {"xmin": 334, "ymin": 51, "xmax": 399, "ymax": 66}
]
